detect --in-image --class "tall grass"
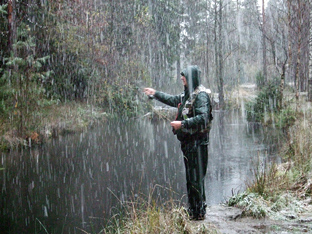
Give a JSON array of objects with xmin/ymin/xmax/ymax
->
[
  {"xmin": 96, "ymin": 186, "xmax": 219, "ymax": 234},
  {"xmin": 282, "ymin": 108, "xmax": 312, "ymax": 197}
]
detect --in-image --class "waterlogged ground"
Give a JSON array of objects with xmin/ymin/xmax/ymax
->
[{"xmin": 196, "ymin": 203, "xmax": 312, "ymax": 234}]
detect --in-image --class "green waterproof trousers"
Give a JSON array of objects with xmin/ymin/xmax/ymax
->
[{"xmin": 181, "ymin": 141, "xmax": 208, "ymax": 217}]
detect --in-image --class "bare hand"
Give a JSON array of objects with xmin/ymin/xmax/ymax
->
[
  {"xmin": 143, "ymin": 88, "xmax": 156, "ymax": 96},
  {"xmin": 170, "ymin": 121, "xmax": 182, "ymax": 130}
]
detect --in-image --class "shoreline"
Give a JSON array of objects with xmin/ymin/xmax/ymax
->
[{"xmin": 0, "ymin": 102, "xmax": 108, "ymax": 151}]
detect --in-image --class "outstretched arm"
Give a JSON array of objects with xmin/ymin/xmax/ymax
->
[{"xmin": 143, "ymin": 87, "xmax": 181, "ymax": 107}]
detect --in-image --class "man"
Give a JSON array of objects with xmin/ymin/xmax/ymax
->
[{"xmin": 144, "ymin": 65, "xmax": 213, "ymax": 220}]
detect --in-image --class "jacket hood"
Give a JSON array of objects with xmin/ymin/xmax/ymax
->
[{"xmin": 181, "ymin": 65, "xmax": 201, "ymax": 93}]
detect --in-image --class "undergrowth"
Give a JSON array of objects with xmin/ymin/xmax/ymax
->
[
  {"xmin": 0, "ymin": 102, "xmax": 108, "ymax": 151},
  {"xmin": 91, "ymin": 187, "xmax": 219, "ymax": 234},
  {"xmin": 245, "ymin": 81, "xmax": 281, "ymax": 124},
  {"xmin": 229, "ymin": 93, "xmax": 312, "ymax": 220}
]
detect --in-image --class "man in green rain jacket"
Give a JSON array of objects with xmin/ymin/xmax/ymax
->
[{"xmin": 144, "ymin": 65, "xmax": 213, "ymax": 220}]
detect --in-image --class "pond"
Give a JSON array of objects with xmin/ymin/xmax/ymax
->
[{"xmin": 0, "ymin": 109, "xmax": 280, "ymax": 233}]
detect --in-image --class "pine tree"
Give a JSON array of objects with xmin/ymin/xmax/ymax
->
[{"xmin": 2, "ymin": 23, "xmax": 51, "ymax": 136}]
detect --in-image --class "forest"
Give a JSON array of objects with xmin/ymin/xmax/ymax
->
[
  {"xmin": 1, "ymin": 0, "xmax": 312, "ymax": 233},
  {"xmin": 0, "ymin": 0, "xmax": 311, "ymax": 142}
]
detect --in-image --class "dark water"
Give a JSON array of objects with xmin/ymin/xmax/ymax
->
[{"xmin": 0, "ymin": 110, "xmax": 280, "ymax": 233}]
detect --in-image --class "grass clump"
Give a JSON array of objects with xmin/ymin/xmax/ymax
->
[
  {"xmin": 97, "ymin": 187, "xmax": 219, "ymax": 234},
  {"xmin": 228, "ymin": 191, "xmax": 306, "ymax": 221},
  {"xmin": 102, "ymin": 202, "xmax": 218, "ymax": 234},
  {"xmin": 228, "ymin": 192, "xmax": 268, "ymax": 218}
]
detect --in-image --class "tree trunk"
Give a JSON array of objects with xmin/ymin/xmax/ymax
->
[
  {"xmin": 218, "ymin": 0, "xmax": 224, "ymax": 108},
  {"xmin": 205, "ymin": 1, "xmax": 211, "ymax": 88},
  {"xmin": 176, "ymin": 56, "xmax": 180, "ymax": 85},
  {"xmin": 262, "ymin": 0, "xmax": 267, "ymax": 84},
  {"xmin": 308, "ymin": 0, "xmax": 312, "ymax": 101},
  {"xmin": 279, "ymin": 63, "xmax": 286, "ymax": 110},
  {"xmin": 7, "ymin": 0, "xmax": 21, "ymax": 135},
  {"xmin": 287, "ymin": 0, "xmax": 293, "ymax": 87},
  {"xmin": 205, "ymin": 29, "xmax": 210, "ymax": 87},
  {"xmin": 7, "ymin": 0, "xmax": 16, "ymax": 53},
  {"xmin": 214, "ymin": 0, "xmax": 219, "ymax": 107},
  {"xmin": 295, "ymin": 0, "xmax": 302, "ymax": 110},
  {"xmin": 236, "ymin": 0, "xmax": 241, "ymax": 103}
]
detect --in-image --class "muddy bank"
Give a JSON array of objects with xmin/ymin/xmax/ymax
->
[
  {"xmin": 195, "ymin": 203, "xmax": 312, "ymax": 233},
  {"xmin": 0, "ymin": 103, "xmax": 108, "ymax": 151}
]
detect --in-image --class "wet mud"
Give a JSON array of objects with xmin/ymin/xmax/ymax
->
[{"xmin": 197, "ymin": 205, "xmax": 312, "ymax": 234}]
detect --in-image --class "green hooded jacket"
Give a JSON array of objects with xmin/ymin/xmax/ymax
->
[{"xmin": 154, "ymin": 65, "xmax": 213, "ymax": 143}]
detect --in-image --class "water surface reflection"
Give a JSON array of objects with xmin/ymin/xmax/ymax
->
[{"xmin": 0, "ymin": 110, "xmax": 279, "ymax": 233}]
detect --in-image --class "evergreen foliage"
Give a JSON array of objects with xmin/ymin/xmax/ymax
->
[
  {"xmin": 246, "ymin": 81, "xmax": 281, "ymax": 124},
  {"xmin": 1, "ymin": 22, "xmax": 51, "ymax": 136}
]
